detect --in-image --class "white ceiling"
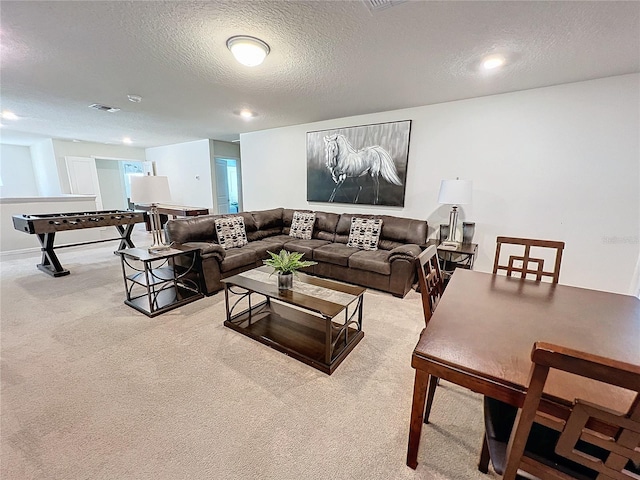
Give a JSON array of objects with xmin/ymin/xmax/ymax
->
[{"xmin": 1, "ymin": 1, "xmax": 638, "ymax": 148}]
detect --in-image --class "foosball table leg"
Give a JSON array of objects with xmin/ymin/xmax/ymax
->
[{"xmin": 36, "ymin": 233, "xmax": 70, "ymax": 277}]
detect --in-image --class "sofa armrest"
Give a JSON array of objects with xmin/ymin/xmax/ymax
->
[
  {"xmin": 181, "ymin": 241, "xmax": 226, "ymax": 262},
  {"xmin": 388, "ymin": 244, "xmax": 421, "ymax": 263}
]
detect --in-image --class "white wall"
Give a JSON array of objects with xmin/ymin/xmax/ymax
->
[
  {"xmin": 0, "ymin": 144, "xmax": 38, "ymax": 197},
  {"xmin": 95, "ymin": 159, "xmax": 126, "ymax": 210},
  {"xmin": 241, "ymin": 74, "xmax": 640, "ymax": 295},
  {"xmin": 145, "ymin": 139, "xmax": 214, "ymax": 209},
  {"xmin": 52, "ymin": 139, "xmax": 146, "ymax": 193},
  {"xmin": 30, "ymin": 139, "xmax": 61, "ymax": 196}
]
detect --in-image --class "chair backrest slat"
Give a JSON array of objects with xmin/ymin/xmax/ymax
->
[
  {"xmin": 415, "ymin": 245, "xmax": 444, "ymax": 326},
  {"xmin": 501, "ymin": 342, "xmax": 640, "ymax": 480},
  {"xmin": 493, "ymin": 236, "xmax": 565, "ymax": 283}
]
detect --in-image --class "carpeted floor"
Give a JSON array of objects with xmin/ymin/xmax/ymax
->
[{"xmin": 1, "ymin": 228, "xmax": 499, "ymax": 479}]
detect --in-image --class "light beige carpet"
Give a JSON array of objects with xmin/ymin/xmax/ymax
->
[{"xmin": 1, "ymin": 229, "xmax": 499, "ymax": 480}]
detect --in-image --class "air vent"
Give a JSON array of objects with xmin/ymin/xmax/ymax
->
[
  {"xmin": 363, "ymin": 0, "xmax": 406, "ymax": 12},
  {"xmin": 88, "ymin": 103, "xmax": 120, "ymax": 113}
]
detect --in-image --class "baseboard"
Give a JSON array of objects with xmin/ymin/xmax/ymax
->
[{"xmin": 0, "ymin": 247, "xmax": 41, "ymax": 259}]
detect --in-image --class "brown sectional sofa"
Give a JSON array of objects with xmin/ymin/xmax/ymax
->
[{"xmin": 165, "ymin": 208, "xmax": 427, "ymax": 298}]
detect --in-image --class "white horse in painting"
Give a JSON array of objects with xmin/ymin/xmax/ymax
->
[{"xmin": 324, "ymin": 134, "xmax": 402, "ymax": 204}]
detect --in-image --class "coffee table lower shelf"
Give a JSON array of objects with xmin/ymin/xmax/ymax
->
[{"xmin": 224, "ymin": 301, "xmax": 364, "ymax": 375}]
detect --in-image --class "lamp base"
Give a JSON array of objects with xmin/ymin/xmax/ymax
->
[
  {"xmin": 148, "ymin": 244, "xmax": 171, "ymax": 254},
  {"xmin": 439, "ymin": 241, "xmax": 460, "ymax": 250}
]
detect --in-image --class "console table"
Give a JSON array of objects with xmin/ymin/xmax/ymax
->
[
  {"xmin": 134, "ymin": 204, "xmax": 209, "ymax": 231},
  {"xmin": 117, "ymin": 246, "xmax": 203, "ymax": 317}
]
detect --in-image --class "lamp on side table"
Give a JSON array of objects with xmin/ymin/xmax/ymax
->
[
  {"xmin": 437, "ymin": 178, "xmax": 472, "ymax": 249},
  {"xmin": 130, "ymin": 175, "xmax": 172, "ymax": 253}
]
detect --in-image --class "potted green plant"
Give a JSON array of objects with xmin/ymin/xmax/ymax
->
[{"xmin": 263, "ymin": 250, "xmax": 317, "ymax": 290}]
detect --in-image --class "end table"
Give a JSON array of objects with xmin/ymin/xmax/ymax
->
[
  {"xmin": 117, "ymin": 246, "xmax": 203, "ymax": 317},
  {"xmin": 422, "ymin": 240, "xmax": 478, "ymax": 285}
]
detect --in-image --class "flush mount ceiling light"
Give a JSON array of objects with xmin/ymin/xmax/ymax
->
[
  {"xmin": 1, "ymin": 110, "xmax": 18, "ymax": 120},
  {"xmin": 127, "ymin": 94, "xmax": 142, "ymax": 103},
  {"xmin": 122, "ymin": 137, "xmax": 132, "ymax": 144},
  {"xmin": 226, "ymin": 35, "xmax": 270, "ymax": 66},
  {"xmin": 482, "ymin": 54, "xmax": 506, "ymax": 70},
  {"xmin": 239, "ymin": 109, "xmax": 254, "ymax": 119}
]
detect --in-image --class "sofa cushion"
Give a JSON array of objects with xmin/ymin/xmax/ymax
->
[
  {"xmin": 241, "ymin": 240, "xmax": 284, "ymax": 260},
  {"xmin": 289, "ymin": 211, "xmax": 316, "ymax": 240},
  {"xmin": 348, "ymin": 250, "xmax": 392, "ymax": 275},
  {"xmin": 283, "ymin": 239, "xmax": 331, "ymax": 259},
  {"xmin": 313, "ymin": 243, "xmax": 359, "ymax": 267},
  {"xmin": 249, "ymin": 208, "xmax": 283, "ymax": 241},
  {"xmin": 313, "ymin": 211, "xmax": 339, "ymax": 242},
  {"xmin": 262, "ymin": 234, "xmax": 292, "ymax": 245},
  {"xmin": 165, "ymin": 215, "xmax": 217, "ymax": 244},
  {"xmin": 347, "ymin": 218, "xmax": 383, "ymax": 251},
  {"xmin": 220, "ymin": 248, "xmax": 257, "ymax": 272},
  {"xmin": 252, "ymin": 208, "xmax": 284, "ymax": 230},
  {"xmin": 215, "ymin": 216, "xmax": 248, "ymax": 249},
  {"xmin": 378, "ymin": 215, "xmax": 427, "ymax": 248}
]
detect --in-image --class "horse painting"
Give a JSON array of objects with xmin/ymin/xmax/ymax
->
[{"xmin": 324, "ymin": 134, "xmax": 402, "ymax": 205}]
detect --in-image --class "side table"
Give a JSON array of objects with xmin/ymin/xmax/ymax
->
[
  {"xmin": 423, "ymin": 240, "xmax": 478, "ymax": 285},
  {"xmin": 117, "ymin": 246, "xmax": 203, "ymax": 317}
]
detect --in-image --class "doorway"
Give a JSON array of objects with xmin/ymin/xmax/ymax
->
[{"xmin": 215, "ymin": 158, "xmax": 240, "ymax": 214}]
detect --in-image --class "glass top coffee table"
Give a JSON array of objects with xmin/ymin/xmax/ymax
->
[{"xmin": 221, "ymin": 266, "xmax": 366, "ymax": 375}]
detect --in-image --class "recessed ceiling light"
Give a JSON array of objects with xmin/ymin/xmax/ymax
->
[
  {"xmin": 239, "ymin": 109, "xmax": 254, "ymax": 119},
  {"xmin": 482, "ymin": 55, "xmax": 506, "ymax": 70},
  {"xmin": 127, "ymin": 94, "xmax": 142, "ymax": 103},
  {"xmin": 226, "ymin": 36, "xmax": 270, "ymax": 67},
  {"xmin": 1, "ymin": 110, "xmax": 18, "ymax": 120},
  {"xmin": 122, "ymin": 137, "xmax": 132, "ymax": 144}
]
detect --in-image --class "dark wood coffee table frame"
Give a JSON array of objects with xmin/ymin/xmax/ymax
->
[{"xmin": 222, "ymin": 268, "xmax": 365, "ymax": 375}]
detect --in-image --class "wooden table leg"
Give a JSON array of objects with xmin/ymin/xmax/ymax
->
[{"xmin": 407, "ymin": 368, "xmax": 430, "ymax": 469}]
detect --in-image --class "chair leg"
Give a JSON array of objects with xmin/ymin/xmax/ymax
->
[
  {"xmin": 478, "ymin": 434, "xmax": 490, "ymax": 473},
  {"xmin": 423, "ymin": 375, "xmax": 439, "ymax": 424}
]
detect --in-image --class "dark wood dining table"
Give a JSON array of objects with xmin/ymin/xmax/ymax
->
[{"xmin": 406, "ymin": 269, "xmax": 640, "ymax": 469}]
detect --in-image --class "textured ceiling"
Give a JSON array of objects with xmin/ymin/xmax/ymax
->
[{"xmin": 1, "ymin": 0, "xmax": 639, "ymax": 148}]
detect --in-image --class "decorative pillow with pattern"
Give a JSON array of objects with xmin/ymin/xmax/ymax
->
[
  {"xmin": 289, "ymin": 211, "xmax": 316, "ymax": 240},
  {"xmin": 347, "ymin": 218, "xmax": 383, "ymax": 251},
  {"xmin": 214, "ymin": 216, "xmax": 248, "ymax": 249}
]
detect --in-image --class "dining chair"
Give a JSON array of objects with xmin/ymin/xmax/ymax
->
[
  {"xmin": 493, "ymin": 237, "xmax": 565, "ymax": 283},
  {"xmin": 415, "ymin": 245, "xmax": 445, "ymax": 424},
  {"xmin": 478, "ymin": 342, "xmax": 640, "ymax": 479}
]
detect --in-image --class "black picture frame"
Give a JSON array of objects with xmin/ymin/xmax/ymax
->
[{"xmin": 306, "ymin": 120, "xmax": 411, "ymax": 207}]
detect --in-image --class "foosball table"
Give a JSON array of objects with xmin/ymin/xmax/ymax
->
[{"xmin": 12, "ymin": 210, "xmax": 146, "ymax": 277}]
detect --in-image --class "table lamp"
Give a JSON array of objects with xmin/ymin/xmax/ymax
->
[
  {"xmin": 438, "ymin": 178, "xmax": 472, "ymax": 248},
  {"xmin": 130, "ymin": 175, "xmax": 172, "ymax": 253}
]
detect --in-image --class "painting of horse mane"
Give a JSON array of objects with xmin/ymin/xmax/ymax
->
[{"xmin": 307, "ymin": 120, "xmax": 411, "ymax": 206}]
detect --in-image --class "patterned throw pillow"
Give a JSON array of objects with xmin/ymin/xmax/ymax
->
[
  {"xmin": 289, "ymin": 211, "xmax": 316, "ymax": 240},
  {"xmin": 214, "ymin": 216, "xmax": 248, "ymax": 249},
  {"xmin": 347, "ymin": 218, "xmax": 383, "ymax": 251}
]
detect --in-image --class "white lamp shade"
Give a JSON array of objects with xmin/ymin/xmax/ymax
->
[
  {"xmin": 130, "ymin": 175, "xmax": 171, "ymax": 205},
  {"xmin": 438, "ymin": 179, "xmax": 472, "ymax": 205}
]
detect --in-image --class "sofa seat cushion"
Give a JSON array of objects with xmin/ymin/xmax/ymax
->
[
  {"xmin": 220, "ymin": 248, "xmax": 257, "ymax": 272},
  {"xmin": 243, "ymin": 240, "xmax": 286, "ymax": 260},
  {"xmin": 283, "ymin": 239, "xmax": 330, "ymax": 258},
  {"xmin": 348, "ymin": 250, "xmax": 392, "ymax": 275},
  {"xmin": 260, "ymin": 234, "xmax": 293, "ymax": 248},
  {"xmin": 313, "ymin": 243, "xmax": 359, "ymax": 267}
]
